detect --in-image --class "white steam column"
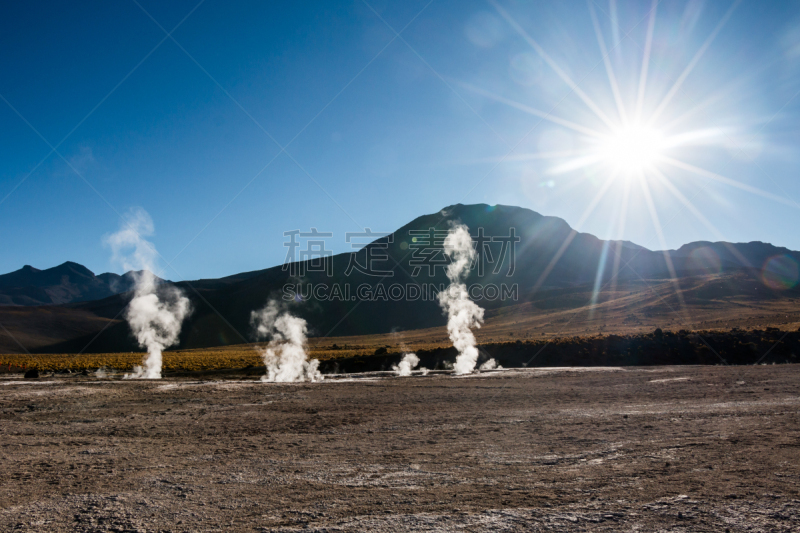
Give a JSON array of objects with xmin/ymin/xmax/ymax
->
[
  {"xmin": 105, "ymin": 208, "xmax": 191, "ymax": 379},
  {"xmin": 251, "ymin": 301, "xmax": 322, "ymax": 382},
  {"xmin": 393, "ymin": 353, "xmax": 420, "ymax": 376},
  {"xmin": 438, "ymin": 224, "xmax": 485, "ymax": 374}
]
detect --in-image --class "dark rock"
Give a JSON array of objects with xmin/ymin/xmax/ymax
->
[{"xmin": 24, "ymin": 368, "xmax": 39, "ymax": 379}]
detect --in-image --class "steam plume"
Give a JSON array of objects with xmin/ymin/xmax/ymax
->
[
  {"xmin": 106, "ymin": 208, "xmax": 191, "ymax": 379},
  {"xmin": 479, "ymin": 358, "xmax": 501, "ymax": 371},
  {"xmin": 251, "ymin": 301, "xmax": 322, "ymax": 382},
  {"xmin": 438, "ymin": 224, "xmax": 485, "ymax": 375},
  {"xmin": 392, "ymin": 353, "xmax": 419, "ymax": 377}
]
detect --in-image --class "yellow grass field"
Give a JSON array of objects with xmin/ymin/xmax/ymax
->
[
  {"xmin": 1, "ymin": 349, "xmax": 262, "ymax": 373},
  {"xmin": 0, "ymin": 340, "xmax": 450, "ymax": 373}
]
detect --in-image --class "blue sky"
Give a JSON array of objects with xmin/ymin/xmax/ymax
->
[{"xmin": 2, "ymin": 0, "xmax": 800, "ymax": 281}]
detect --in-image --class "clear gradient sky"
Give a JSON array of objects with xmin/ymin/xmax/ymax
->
[{"xmin": 2, "ymin": 0, "xmax": 800, "ymax": 281}]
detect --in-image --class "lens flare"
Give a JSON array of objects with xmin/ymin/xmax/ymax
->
[
  {"xmin": 687, "ymin": 246, "xmax": 722, "ymax": 275},
  {"xmin": 762, "ymin": 255, "xmax": 800, "ymax": 290}
]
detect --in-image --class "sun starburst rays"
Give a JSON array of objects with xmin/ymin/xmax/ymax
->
[
  {"xmin": 483, "ymin": 0, "xmax": 789, "ymax": 232},
  {"xmin": 479, "ymin": 0, "xmax": 795, "ymax": 326}
]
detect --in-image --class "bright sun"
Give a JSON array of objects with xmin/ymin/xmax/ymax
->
[
  {"xmin": 477, "ymin": 0, "xmax": 788, "ymax": 225},
  {"xmin": 596, "ymin": 124, "xmax": 666, "ymax": 176}
]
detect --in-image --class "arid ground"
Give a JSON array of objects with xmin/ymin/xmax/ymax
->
[{"xmin": 1, "ymin": 365, "xmax": 799, "ymax": 532}]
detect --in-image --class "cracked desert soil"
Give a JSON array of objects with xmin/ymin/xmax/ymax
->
[{"xmin": 1, "ymin": 365, "xmax": 799, "ymax": 532}]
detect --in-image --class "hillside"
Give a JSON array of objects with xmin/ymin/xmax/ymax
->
[
  {"xmin": 1, "ymin": 204, "xmax": 798, "ymax": 354},
  {"xmin": 0, "ymin": 261, "xmax": 168, "ymax": 306}
]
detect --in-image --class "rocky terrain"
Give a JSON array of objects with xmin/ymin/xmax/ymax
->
[{"xmin": 1, "ymin": 365, "xmax": 799, "ymax": 532}]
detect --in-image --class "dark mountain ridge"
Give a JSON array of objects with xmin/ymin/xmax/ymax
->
[
  {"xmin": 0, "ymin": 261, "xmax": 168, "ymax": 306},
  {"xmin": 1, "ymin": 203, "xmax": 798, "ymax": 354}
]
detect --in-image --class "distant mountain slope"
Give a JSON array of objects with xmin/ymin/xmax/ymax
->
[
  {"xmin": 2, "ymin": 203, "xmax": 799, "ymax": 354},
  {"xmin": 671, "ymin": 240, "xmax": 797, "ymax": 269},
  {"xmin": 0, "ymin": 261, "xmax": 168, "ymax": 306}
]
